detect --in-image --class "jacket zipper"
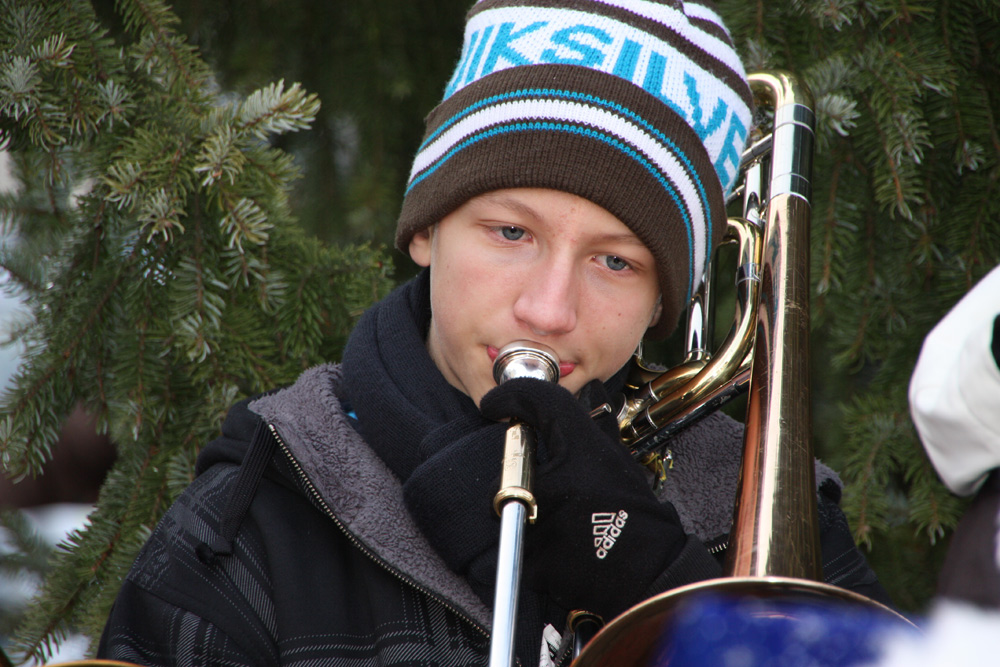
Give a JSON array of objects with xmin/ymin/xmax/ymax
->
[{"xmin": 268, "ymin": 423, "xmax": 520, "ymax": 666}]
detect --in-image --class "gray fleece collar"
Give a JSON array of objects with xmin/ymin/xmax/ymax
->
[
  {"xmin": 656, "ymin": 411, "xmax": 842, "ymax": 541},
  {"xmin": 248, "ymin": 363, "xmax": 492, "ymax": 629},
  {"xmin": 247, "ymin": 363, "xmax": 841, "ymax": 628}
]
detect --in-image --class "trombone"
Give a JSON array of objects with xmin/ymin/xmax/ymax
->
[
  {"xmin": 619, "ymin": 70, "xmax": 824, "ymax": 581},
  {"xmin": 585, "ymin": 70, "xmax": 912, "ymax": 664}
]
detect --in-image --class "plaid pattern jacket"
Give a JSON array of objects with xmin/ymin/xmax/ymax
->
[{"xmin": 98, "ymin": 364, "xmax": 889, "ymax": 666}]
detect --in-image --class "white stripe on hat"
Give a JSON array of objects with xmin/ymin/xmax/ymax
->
[
  {"xmin": 408, "ymin": 96, "xmax": 708, "ymax": 276},
  {"xmin": 461, "ymin": 3, "xmax": 745, "ymax": 81},
  {"xmin": 449, "ymin": 7, "xmax": 747, "ymax": 144}
]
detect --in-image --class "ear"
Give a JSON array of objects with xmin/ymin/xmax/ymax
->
[
  {"xmin": 648, "ymin": 295, "xmax": 663, "ymax": 328},
  {"xmin": 408, "ymin": 227, "xmax": 433, "ymax": 267}
]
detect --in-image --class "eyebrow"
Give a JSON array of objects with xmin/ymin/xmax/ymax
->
[
  {"xmin": 477, "ymin": 194, "xmax": 648, "ymax": 247},
  {"xmin": 481, "ymin": 192, "xmax": 652, "ymax": 252},
  {"xmin": 594, "ymin": 232, "xmax": 649, "ymax": 247},
  {"xmin": 478, "ymin": 193, "xmax": 543, "ymax": 223}
]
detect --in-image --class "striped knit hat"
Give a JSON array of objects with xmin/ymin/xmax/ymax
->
[{"xmin": 397, "ymin": 0, "xmax": 752, "ymax": 338}]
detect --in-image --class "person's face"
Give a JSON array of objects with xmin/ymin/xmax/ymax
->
[{"xmin": 409, "ymin": 188, "xmax": 662, "ymax": 406}]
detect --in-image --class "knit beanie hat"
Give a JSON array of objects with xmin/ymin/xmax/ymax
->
[{"xmin": 396, "ymin": 0, "xmax": 753, "ymax": 338}]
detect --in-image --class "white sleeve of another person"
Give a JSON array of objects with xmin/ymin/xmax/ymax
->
[{"xmin": 909, "ymin": 264, "xmax": 1000, "ymax": 496}]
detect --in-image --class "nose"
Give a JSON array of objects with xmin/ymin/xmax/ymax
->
[{"xmin": 512, "ymin": 259, "xmax": 578, "ymax": 336}]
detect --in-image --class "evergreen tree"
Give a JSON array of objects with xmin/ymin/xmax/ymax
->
[
  {"xmin": 0, "ymin": 0, "xmax": 391, "ymax": 661},
  {"xmin": 720, "ymin": 0, "xmax": 1000, "ymax": 608}
]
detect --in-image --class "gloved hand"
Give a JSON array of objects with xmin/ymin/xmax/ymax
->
[
  {"xmin": 402, "ymin": 414, "xmax": 508, "ymax": 606},
  {"xmin": 480, "ymin": 377, "xmax": 689, "ymax": 619}
]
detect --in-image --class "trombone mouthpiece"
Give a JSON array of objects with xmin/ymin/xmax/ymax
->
[{"xmin": 492, "ymin": 341, "xmax": 560, "ymax": 385}]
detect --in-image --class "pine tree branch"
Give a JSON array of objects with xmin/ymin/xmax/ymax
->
[
  {"xmin": 963, "ymin": 169, "xmax": 997, "ymax": 280},
  {"xmin": 850, "ymin": 430, "xmax": 883, "ymax": 550},
  {"xmin": 0, "ymin": 258, "xmax": 43, "ymax": 293},
  {"xmin": 859, "ymin": 91, "xmax": 910, "ymax": 219},
  {"xmin": 10, "ymin": 242, "xmax": 138, "ymax": 417},
  {"xmin": 4, "ymin": 239, "xmax": 167, "ymax": 478},
  {"xmin": 816, "ymin": 149, "xmax": 843, "ymax": 301},
  {"xmin": 120, "ymin": 0, "xmax": 205, "ymax": 94}
]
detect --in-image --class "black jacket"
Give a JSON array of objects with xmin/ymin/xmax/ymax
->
[{"xmin": 98, "ymin": 363, "xmax": 889, "ymax": 666}]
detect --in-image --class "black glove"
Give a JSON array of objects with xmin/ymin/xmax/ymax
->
[
  {"xmin": 480, "ymin": 378, "xmax": 689, "ymax": 619},
  {"xmin": 817, "ymin": 478, "xmax": 894, "ymax": 607},
  {"xmin": 401, "ymin": 414, "xmax": 508, "ymax": 606}
]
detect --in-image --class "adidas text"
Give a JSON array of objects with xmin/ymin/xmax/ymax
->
[{"xmin": 592, "ymin": 510, "xmax": 628, "ymax": 559}]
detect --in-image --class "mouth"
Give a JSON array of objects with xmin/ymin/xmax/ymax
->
[{"xmin": 487, "ymin": 345, "xmax": 576, "ymax": 378}]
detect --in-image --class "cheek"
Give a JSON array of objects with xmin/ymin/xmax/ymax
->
[
  {"xmin": 429, "ymin": 258, "xmax": 501, "ymax": 340},
  {"xmin": 610, "ymin": 311, "xmax": 647, "ymax": 356},
  {"xmin": 596, "ymin": 301, "xmax": 655, "ymax": 368},
  {"xmin": 437, "ymin": 258, "xmax": 491, "ymax": 300}
]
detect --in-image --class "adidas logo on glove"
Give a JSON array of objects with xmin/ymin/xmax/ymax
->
[{"xmin": 592, "ymin": 511, "xmax": 629, "ymax": 559}]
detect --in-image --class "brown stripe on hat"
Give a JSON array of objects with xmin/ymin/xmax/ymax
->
[
  {"xmin": 398, "ymin": 64, "xmax": 728, "ymax": 337},
  {"xmin": 400, "ymin": 125, "xmax": 694, "ymax": 335}
]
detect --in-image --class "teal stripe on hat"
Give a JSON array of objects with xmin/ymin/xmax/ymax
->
[{"xmin": 412, "ymin": 87, "xmax": 714, "ymax": 270}]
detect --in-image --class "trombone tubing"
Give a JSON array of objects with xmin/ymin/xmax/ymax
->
[{"xmin": 726, "ymin": 72, "xmax": 820, "ymax": 580}]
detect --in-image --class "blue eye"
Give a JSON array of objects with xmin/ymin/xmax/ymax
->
[
  {"xmin": 604, "ymin": 255, "xmax": 629, "ymax": 271},
  {"xmin": 501, "ymin": 226, "xmax": 525, "ymax": 241}
]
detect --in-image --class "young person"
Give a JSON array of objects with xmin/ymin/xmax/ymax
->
[{"xmin": 98, "ymin": 1, "xmax": 890, "ymax": 665}]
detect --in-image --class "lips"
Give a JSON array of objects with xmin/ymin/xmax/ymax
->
[{"xmin": 487, "ymin": 345, "xmax": 576, "ymax": 378}]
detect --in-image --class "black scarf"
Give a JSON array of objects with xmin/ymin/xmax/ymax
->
[
  {"xmin": 341, "ymin": 270, "xmax": 630, "ymax": 663},
  {"xmin": 342, "ymin": 271, "xmax": 555, "ymax": 659},
  {"xmin": 341, "ymin": 268, "xmax": 487, "ymax": 481}
]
